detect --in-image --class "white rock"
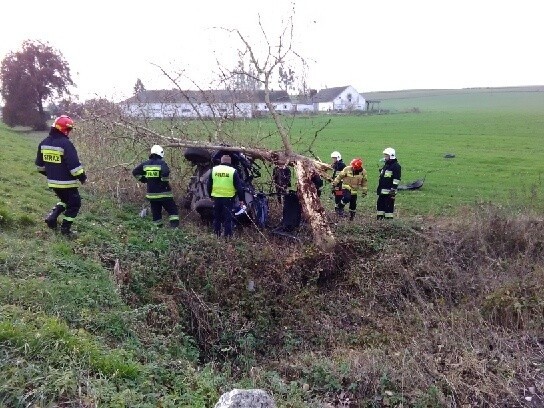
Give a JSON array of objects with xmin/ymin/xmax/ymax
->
[{"xmin": 214, "ymin": 389, "xmax": 276, "ymax": 408}]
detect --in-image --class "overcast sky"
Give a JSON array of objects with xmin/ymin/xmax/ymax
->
[{"xmin": 1, "ymin": 0, "xmax": 542, "ymax": 102}]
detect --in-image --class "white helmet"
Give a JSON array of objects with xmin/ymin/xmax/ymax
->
[
  {"xmin": 383, "ymin": 147, "xmax": 396, "ymax": 159},
  {"xmin": 330, "ymin": 151, "xmax": 341, "ymax": 160},
  {"xmin": 151, "ymin": 145, "xmax": 164, "ymax": 157}
]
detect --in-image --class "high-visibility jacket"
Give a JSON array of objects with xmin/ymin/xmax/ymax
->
[
  {"xmin": 132, "ymin": 156, "xmax": 174, "ymax": 200},
  {"xmin": 207, "ymin": 164, "xmax": 245, "ymax": 199},
  {"xmin": 333, "ymin": 166, "xmax": 368, "ymax": 195},
  {"xmin": 35, "ymin": 128, "xmax": 86, "ymax": 189},
  {"xmin": 377, "ymin": 159, "xmax": 401, "ymax": 195}
]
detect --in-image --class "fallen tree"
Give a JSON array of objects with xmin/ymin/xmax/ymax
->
[
  {"xmin": 96, "ymin": 117, "xmax": 336, "ymax": 251},
  {"xmin": 77, "ymin": 12, "xmax": 337, "ymax": 251}
]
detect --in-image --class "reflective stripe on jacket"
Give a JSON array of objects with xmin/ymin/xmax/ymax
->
[
  {"xmin": 35, "ymin": 128, "xmax": 85, "ymax": 189},
  {"xmin": 132, "ymin": 156, "xmax": 174, "ymax": 200},
  {"xmin": 377, "ymin": 159, "xmax": 401, "ymax": 195}
]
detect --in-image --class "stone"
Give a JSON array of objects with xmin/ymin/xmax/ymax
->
[{"xmin": 214, "ymin": 389, "xmax": 276, "ymax": 408}]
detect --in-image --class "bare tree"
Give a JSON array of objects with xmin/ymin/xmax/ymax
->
[
  {"xmin": 78, "ymin": 9, "xmax": 336, "ymax": 251},
  {"xmin": 215, "ymin": 14, "xmax": 335, "ymax": 250},
  {"xmin": 225, "ymin": 59, "xmax": 261, "ymax": 91}
]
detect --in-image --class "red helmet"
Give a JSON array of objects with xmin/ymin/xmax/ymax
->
[
  {"xmin": 53, "ymin": 115, "xmax": 74, "ymax": 136},
  {"xmin": 350, "ymin": 158, "xmax": 363, "ymax": 171}
]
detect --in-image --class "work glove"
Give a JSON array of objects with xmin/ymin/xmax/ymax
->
[
  {"xmin": 390, "ymin": 189, "xmax": 397, "ymax": 199},
  {"xmin": 79, "ymin": 174, "xmax": 87, "ymax": 184},
  {"xmin": 234, "ymin": 202, "xmax": 247, "ymax": 216}
]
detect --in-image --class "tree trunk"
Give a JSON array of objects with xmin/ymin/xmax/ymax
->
[{"xmin": 293, "ymin": 160, "xmax": 335, "ymax": 252}]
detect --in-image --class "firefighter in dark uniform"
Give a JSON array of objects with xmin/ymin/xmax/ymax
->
[
  {"xmin": 332, "ymin": 158, "xmax": 368, "ymax": 220},
  {"xmin": 330, "ymin": 151, "xmax": 347, "ymax": 208},
  {"xmin": 377, "ymin": 147, "xmax": 402, "ymax": 219},
  {"xmin": 132, "ymin": 145, "xmax": 180, "ymax": 228},
  {"xmin": 35, "ymin": 115, "xmax": 86, "ymax": 237},
  {"xmin": 207, "ymin": 155, "xmax": 245, "ymax": 238}
]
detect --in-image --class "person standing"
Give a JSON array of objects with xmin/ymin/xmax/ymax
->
[
  {"xmin": 332, "ymin": 158, "xmax": 368, "ymax": 220},
  {"xmin": 132, "ymin": 145, "xmax": 180, "ymax": 228},
  {"xmin": 330, "ymin": 151, "xmax": 346, "ymax": 179},
  {"xmin": 207, "ymin": 155, "xmax": 245, "ymax": 238},
  {"xmin": 377, "ymin": 147, "xmax": 402, "ymax": 220},
  {"xmin": 35, "ymin": 115, "xmax": 86, "ymax": 237},
  {"xmin": 330, "ymin": 151, "xmax": 347, "ymax": 207}
]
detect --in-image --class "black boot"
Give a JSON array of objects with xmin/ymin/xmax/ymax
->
[
  {"xmin": 60, "ymin": 220, "xmax": 77, "ymax": 239},
  {"xmin": 349, "ymin": 211, "xmax": 355, "ymax": 221},
  {"xmin": 169, "ymin": 220, "xmax": 180, "ymax": 228},
  {"xmin": 44, "ymin": 205, "xmax": 64, "ymax": 229}
]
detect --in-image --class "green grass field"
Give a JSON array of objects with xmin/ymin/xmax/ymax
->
[
  {"xmin": 364, "ymin": 86, "xmax": 544, "ymax": 112},
  {"xmin": 211, "ymin": 94, "xmax": 544, "ymax": 217}
]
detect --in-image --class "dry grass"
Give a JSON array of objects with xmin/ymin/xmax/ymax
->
[
  {"xmin": 101, "ymin": 205, "xmax": 544, "ymax": 406},
  {"xmin": 71, "ymin": 113, "xmax": 544, "ymax": 406}
]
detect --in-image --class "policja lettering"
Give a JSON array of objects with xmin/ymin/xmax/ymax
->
[{"xmin": 215, "ymin": 172, "xmax": 231, "ymax": 177}]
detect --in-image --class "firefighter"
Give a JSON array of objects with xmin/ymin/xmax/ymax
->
[
  {"xmin": 207, "ymin": 155, "xmax": 245, "ymax": 238},
  {"xmin": 377, "ymin": 147, "xmax": 402, "ymax": 220},
  {"xmin": 330, "ymin": 151, "xmax": 346, "ymax": 179},
  {"xmin": 332, "ymin": 158, "xmax": 368, "ymax": 220},
  {"xmin": 132, "ymin": 145, "xmax": 180, "ymax": 228},
  {"xmin": 330, "ymin": 151, "xmax": 347, "ymax": 206},
  {"xmin": 35, "ymin": 115, "xmax": 86, "ymax": 237}
]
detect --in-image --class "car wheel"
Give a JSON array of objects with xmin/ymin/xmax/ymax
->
[{"xmin": 184, "ymin": 148, "xmax": 211, "ymax": 165}]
